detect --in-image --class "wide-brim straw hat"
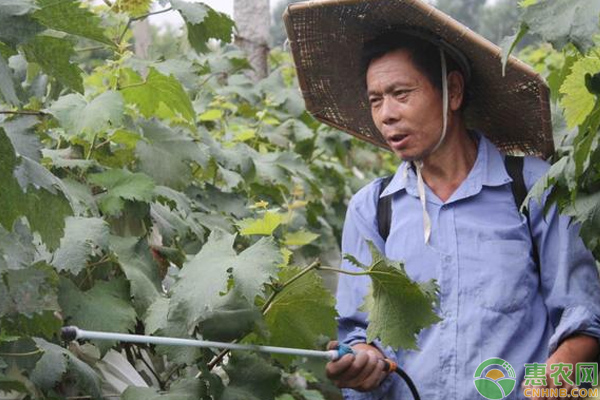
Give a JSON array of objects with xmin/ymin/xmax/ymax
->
[{"xmin": 283, "ymin": 0, "xmax": 554, "ymax": 158}]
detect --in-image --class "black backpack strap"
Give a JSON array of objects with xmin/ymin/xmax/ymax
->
[
  {"xmin": 377, "ymin": 175, "xmax": 394, "ymax": 241},
  {"xmin": 504, "ymin": 155, "xmax": 541, "ymax": 270}
]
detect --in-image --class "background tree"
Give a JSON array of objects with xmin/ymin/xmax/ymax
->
[
  {"xmin": 234, "ymin": 0, "xmax": 271, "ymax": 80},
  {"xmin": 434, "ymin": 0, "xmax": 486, "ymax": 33}
]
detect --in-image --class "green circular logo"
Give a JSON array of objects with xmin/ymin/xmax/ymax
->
[{"xmin": 473, "ymin": 358, "xmax": 517, "ymax": 399}]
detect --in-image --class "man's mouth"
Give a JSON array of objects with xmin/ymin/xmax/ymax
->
[{"xmin": 387, "ymin": 134, "xmax": 408, "ymax": 145}]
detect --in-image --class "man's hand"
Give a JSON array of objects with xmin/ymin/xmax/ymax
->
[
  {"xmin": 325, "ymin": 341, "xmax": 389, "ymax": 392},
  {"xmin": 522, "ymin": 334, "xmax": 600, "ymax": 400}
]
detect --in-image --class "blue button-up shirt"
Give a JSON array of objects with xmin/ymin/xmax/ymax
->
[{"xmin": 337, "ymin": 133, "xmax": 600, "ymax": 399}]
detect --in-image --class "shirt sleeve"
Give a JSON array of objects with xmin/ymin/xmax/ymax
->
[
  {"xmin": 525, "ymin": 157, "xmax": 600, "ymax": 355},
  {"xmin": 336, "ymin": 182, "xmax": 401, "ymax": 399}
]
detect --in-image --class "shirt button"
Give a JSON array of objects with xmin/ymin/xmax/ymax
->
[{"xmin": 444, "ymin": 255, "xmax": 452, "ymax": 263}]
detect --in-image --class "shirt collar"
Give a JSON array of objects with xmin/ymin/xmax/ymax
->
[{"xmin": 379, "ymin": 131, "xmax": 511, "ymax": 199}]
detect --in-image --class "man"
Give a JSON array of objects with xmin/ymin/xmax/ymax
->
[{"xmin": 284, "ymin": 1, "xmax": 600, "ymax": 399}]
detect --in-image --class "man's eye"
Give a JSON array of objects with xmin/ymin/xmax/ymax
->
[
  {"xmin": 369, "ymin": 97, "xmax": 381, "ymax": 105},
  {"xmin": 394, "ymin": 90, "xmax": 409, "ymax": 98}
]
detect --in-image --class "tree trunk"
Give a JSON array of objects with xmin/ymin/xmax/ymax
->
[
  {"xmin": 234, "ymin": 0, "xmax": 270, "ymax": 81},
  {"xmin": 133, "ymin": 19, "xmax": 151, "ymax": 60}
]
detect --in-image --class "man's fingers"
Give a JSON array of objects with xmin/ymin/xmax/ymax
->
[
  {"xmin": 325, "ymin": 353, "xmax": 355, "ymax": 380},
  {"xmin": 327, "ymin": 340, "xmax": 339, "ymax": 351},
  {"xmin": 333, "ymin": 351, "xmax": 371, "ymax": 383},
  {"xmin": 356, "ymin": 357, "xmax": 388, "ymax": 391},
  {"xmin": 344, "ymin": 351, "xmax": 379, "ymax": 388}
]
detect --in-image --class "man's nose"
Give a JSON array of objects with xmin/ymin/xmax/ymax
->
[{"xmin": 380, "ymin": 97, "xmax": 400, "ymax": 125}]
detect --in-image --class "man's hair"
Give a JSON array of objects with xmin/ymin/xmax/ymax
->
[{"xmin": 360, "ymin": 29, "xmax": 471, "ymax": 108}]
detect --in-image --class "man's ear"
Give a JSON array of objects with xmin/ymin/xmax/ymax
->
[{"xmin": 447, "ymin": 70, "xmax": 465, "ymax": 111}]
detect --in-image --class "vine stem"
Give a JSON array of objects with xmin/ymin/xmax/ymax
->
[
  {"xmin": 117, "ymin": 7, "xmax": 173, "ymax": 44},
  {"xmin": 75, "ymin": 45, "xmax": 106, "ymax": 53},
  {"xmin": 261, "ymin": 260, "xmax": 321, "ymax": 314},
  {"xmin": 0, "ymin": 110, "xmax": 45, "ymax": 116},
  {"xmin": 318, "ymin": 266, "xmax": 399, "ymax": 279},
  {"xmin": 0, "ymin": 349, "xmax": 43, "ymax": 357},
  {"xmin": 202, "ymin": 259, "xmax": 322, "ymax": 373},
  {"xmin": 134, "ymin": 345, "xmax": 164, "ymax": 390},
  {"xmin": 316, "ymin": 266, "xmax": 368, "ymax": 276}
]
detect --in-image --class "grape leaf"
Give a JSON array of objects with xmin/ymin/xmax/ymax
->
[
  {"xmin": 0, "ymin": 54, "xmax": 19, "ymax": 106},
  {"xmin": 52, "ymin": 217, "xmax": 109, "ymax": 275},
  {"xmin": 171, "ymin": 0, "xmax": 234, "ymax": 54},
  {"xmin": 564, "ymin": 191, "xmax": 600, "ymax": 256},
  {"xmin": 0, "ymin": 219, "xmax": 37, "ymax": 271},
  {"xmin": 170, "ymin": 0, "xmax": 207, "ymax": 23},
  {"xmin": 122, "ymin": 377, "xmax": 206, "ymax": 400},
  {"xmin": 61, "ymin": 177, "xmax": 99, "ymax": 216},
  {"xmin": 199, "ymin": 108, "xmax": 223, "ymax": 121},
  {"xmin": 48, "ymin": 91, "xmax": 124, "ymax": 137},
  {"xmin": 88, "ymin": 169, "xmax": 155, "ymax": 216},
  {"xmin": 22, "ymin": 36, "xmax": 84, "ymax": 93},
  {"xmin": 283, "ymin": 230, "xmax": 319, "ymax": 246},
  {"xmin": 345, "ymin": 240, "xmax": 441, "ymax": 350},
  {"xmin": 499, "ymin": 23, "xmax": 529, "ymax": 76},
  {"xmin": 0, "ymin": 129, "xmax": 72, "ymax": 251},
  {"xmin": 251, "ymin": 150, "xmax": 314, "ymax": 186},
  {"xmin": 120, "ymin": 67, "xmax": 195, "ymax": 122},
  {"xmin": 42, "ymin": 147, "xmax": 97, "ymax": 171},
  {"xmin": 32, "ymin": 338, "xmax": 102, "ymax": 398},
  {"xmin": 237, "ymin": 211, "xmax": 283, "ymax": 236},
  {"xmin": 573, "ymin": 104, "xmax": 600, "ymax": 176},
  {"xmin": 0, "ymin": 264, "xmax": 59, "ymax": 318},
  {"xmin": 30, "ymin": 338, "xmax": 68, "ymax": 390},
  {"xmin": 111, "ymin": 236, "xmax": 162, "ymax": 315},
  {"xmin": 168, "ymin": 230, "xmax": 281, "ymax": 335},
  {"xmin": 115, "ymin": 0, "xmax": 152, "ymax": 16},
  {"xmin": 221, "ymin": 353, "xmax": 281, "ymax": 400},
  {"xmin": 198, "ymin": 291, "xmax": 263, "ymax": 341},
  {"xmin": 0, "ymin": 376, "xmax": 28, "ymax": 393},
  {"xmin": 0, "ymin": 14, "xmax": 42, "ymax": 49},
  {"xmin": 136, "ymin": 120, "xmax": 208, "ymax": 189},
  {"xmin": 144, "ymin": 296, "xmax": 169, "ymax": 335},
  {"xmin": 262, "ymin": 267, "xmax": 337, "ymax": 363},
  {"xmin": 273, "ymin": 119, "xmax": 314, "ymax": 143},
  {"xmin": 560, "ymin": 55, "xmax": 600, "ymax": 128},
  {"xmin": 2, "ymin": 116, "xmax": 41, "ymax": 161},
  {"xmin": 0, "ymin": 0, "xmax": 39, "ymax": 16},
  {"xmin": 521, "ymin": 0, "xmax": 600, "ymax": 52},
  {"xmin": 58, "ymin": 277, "xmax": 137, "ymax": 353},
  {"xmin": 33, "ymin": 0, "xmax": 112, "ymax": 45}
]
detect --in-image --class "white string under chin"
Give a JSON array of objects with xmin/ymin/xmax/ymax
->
[{"xmin": 414, "ymin": 48, "xmax": 448, "ymax": 245}]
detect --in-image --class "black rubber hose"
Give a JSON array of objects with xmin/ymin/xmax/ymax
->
[{"xmin": 395, "ymin": 367, "xmax": 421, "ymax": 400}]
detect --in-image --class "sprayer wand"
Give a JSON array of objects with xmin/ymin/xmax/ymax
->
[{"xmin": 60, "ymin": 326, "xmax": 419, "ymax": 400}]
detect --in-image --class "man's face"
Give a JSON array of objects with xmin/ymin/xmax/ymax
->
[{"xmin": 366, "ymin": 48, "xmax": 443, "ymax": 161}]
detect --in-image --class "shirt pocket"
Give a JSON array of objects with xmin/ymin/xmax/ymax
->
[{"xmin": 476, "ymin": 239, "xmax": 536, "ymax": 313}]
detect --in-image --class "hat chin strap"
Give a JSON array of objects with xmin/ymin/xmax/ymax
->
[{"xmin": 412, "ymin": 48, "xmax": 448, "ymax": 244}]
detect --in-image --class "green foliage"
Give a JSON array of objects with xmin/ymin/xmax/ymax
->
[
  {"xmin": 221, "ymin": 353, "xmax": 281, "ymax": 400},
  {"xmin": 52, "ymin": 217, "xmax": 109, "ymax": 275},
  {"xmin": 515, "ymin": 2, "xmax": 600, "ymax": 260},
  {"xmin": 33, "ymin": 0, "xmax": 112, "ymax": 45},
  {"xmin": 0, "ymin": 0, "xmax": 423, "ymax": 398},
  {"xmin": 519, "ymin": 0, "xmax": 600, "ymax": 52},
  {"xmin": 49, "ymin": 91, "xmax": 124, "ymax": 137},
  {"xmin": 346, "ymin": 242, "xmax": 441, "ymax": 350},
  {"xmin": 120, "ymin": 67, "xmax": 195, "ymax": 122},
  {"xmin": 171, "ymin": 0, "xmax": 235, "ymax": 54},
  {"xmin": 0, "ymin": 129, "xmax": 71, "ymax": 250},
  {"xmin": 22, "ymin": 35, "xmax": 84, "ymax": 93},
  {"xmin": 88, "ymin": 169, "xmax": 155, "ymax": 216},
  {"xmin": 262, "ymin": 267, "xmax": 337, "ymax": 360}
]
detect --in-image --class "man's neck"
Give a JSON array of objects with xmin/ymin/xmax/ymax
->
[{"xmin": 418, "ymin": 124, "xmax": 478, "ymax": 202}]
